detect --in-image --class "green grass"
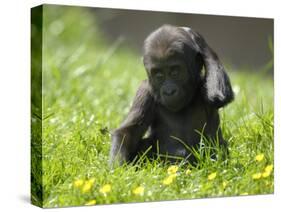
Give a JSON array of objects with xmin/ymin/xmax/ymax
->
[{"xmin": 31, "ymin": 5, "xmax": 274, "ymax": 208}]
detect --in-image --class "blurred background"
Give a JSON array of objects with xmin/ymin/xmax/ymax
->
[{"xmin": 93, "ymin": 8, "xmax": 273, "ymax": 72}]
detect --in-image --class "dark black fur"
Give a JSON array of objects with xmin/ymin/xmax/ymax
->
[{"xmin": 110, "ymin": 25, "xmax": 234, "ymax": 166}]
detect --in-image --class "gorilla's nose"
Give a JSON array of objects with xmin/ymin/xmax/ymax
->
[{"xmin": 163, "ymin": 85, "xmax": 178, "ymax": 96}]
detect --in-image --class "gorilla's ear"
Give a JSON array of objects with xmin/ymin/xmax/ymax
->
[{"xmin": 181, "ymin": 27, "xmax": 234, "ymax": 108}]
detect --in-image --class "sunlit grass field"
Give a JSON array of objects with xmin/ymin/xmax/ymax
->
[{"xmin": 31, "ymin": 5, "xmax": 274, "ymax": 208}]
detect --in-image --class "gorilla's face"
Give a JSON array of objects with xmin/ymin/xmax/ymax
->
[
  {"xmin": 147, "ymin": 56, "xmax": 196, "ymax": 112},
  {"xmin": 147, "ymin": 58, "xmax": 189, "ymax": 111},
  {"xmin": 143, "ymin": 28, "xmax": 202, "ymax": 112}
]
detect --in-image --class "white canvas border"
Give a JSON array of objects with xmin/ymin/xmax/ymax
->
[{"xmin": 0, "ymin": 0, "xmax": 279, "ymax": 211}]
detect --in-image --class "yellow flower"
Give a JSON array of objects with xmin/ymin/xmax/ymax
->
[
  {"xmin": 261, "ymin": 165, "xmax": 273, "ymax": 178},
  {"xmin": 85, "ymin": 199, "xmax": 97, "ymax": 206},
  {"xmin": 132, "ymin": 186, "xmax": 145, "ymax": 196},
  {"xmin": 185, "ymin": 169, "xmax": 191, "ymax": 175},
  {"xmin": 252, "ymin": 173, "xmax": 262, "ymax": 180},
  {"xmin": 73, "ymin": 179, "xmax": 84, "ymax": 188},
  {"xmin": 265, "ymin": 165, "xmax": 273, "ymax": 173},
  {"xmin": 262, "ymin": 171, "xmax": 271, "ymax": 178},
  {"xmin": 208, "ymin": 172, "xmax": 217, "ymax": 180},
  {"xmin": 222, "ymin": 181, "xmax": 228, "ymax": 189},
  {"xmin": 163, "ymin": 174, "xmax": 177, "ymax": 185},
  {"xmin": 100, "ymin": 184, "xmax": 111, "ymax": 194},
  {"xmin": 82, "ymin": 179, "xmax": 95, "ymax": 193},
  {"xmin": 255, "ymin": 154, "xmax": 264, "ymax": 162},
  {"xmin": 167, "ymin": 165, "xmax": 179, "ymax": 175}
]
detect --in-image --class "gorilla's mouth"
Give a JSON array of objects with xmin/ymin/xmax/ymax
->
[{"xmin": 161, "ymin": 95, "xmax": 187, "ymax": 112}]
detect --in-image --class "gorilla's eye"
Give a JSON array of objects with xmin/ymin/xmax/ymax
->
[
  {"xmin": 170, "ymin": 65, "xmax": 180, "ymax": 78},
  {"xmin": 154, "ymin": 71, "xmax": 165, "ymax": 82}
]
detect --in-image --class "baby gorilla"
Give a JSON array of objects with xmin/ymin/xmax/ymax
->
[{"xmin": 110, "ymin": 25, "xmax": 234, "ymax": 166}]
